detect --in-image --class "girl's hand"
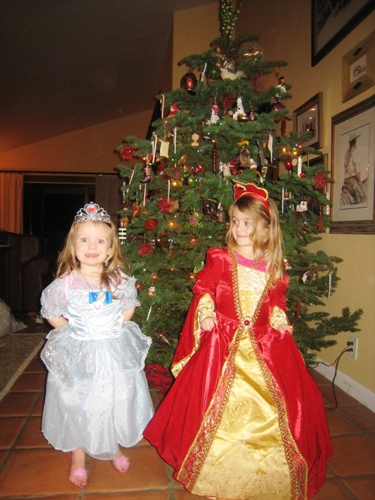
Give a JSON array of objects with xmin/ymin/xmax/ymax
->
[
  {"xmin": 277, "ymin": 323, "xmax": 293, "ymax": 335},
  {"xmin": 200, "ymin": 316, "xmax": 217, "ymax": 331}
]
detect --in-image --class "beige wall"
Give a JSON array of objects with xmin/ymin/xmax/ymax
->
[
  {"xmin": 173, "ymin": 3, "xmax": 220, "ymax": 90},
  {"xmin": 0, "ymin": 110, "xmax": 151, "ymax": 173},
  {"xmin": 235, "ymin": 0, "xmax": 375, "ymax": 393}
]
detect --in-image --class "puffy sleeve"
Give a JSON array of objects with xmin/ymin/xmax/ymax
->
[
  {"xmin": 118, "ymin": 274, "xmax": 141, "ymax": 310},
  {"xmin": 171, "ymin": 248, "xmax": 226, "ymax": 377},
  {"xmin": 268, "ymin": 274, "xmax": 289, "ymax": 329},
  {"xmin": 40, "ymin": 278, "xmax": 67, "ymax": 319}
]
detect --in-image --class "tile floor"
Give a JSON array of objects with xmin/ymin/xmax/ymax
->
[{"xmin": 0, "ymin": 349, "xmax": 374, "ymax": 499}]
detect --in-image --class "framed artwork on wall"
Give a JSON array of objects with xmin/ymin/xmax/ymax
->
[
  {"xmin": 342, "ymin": 31, "xmax": 375, "ymax": 103},
  {"xmin": 330, "ymin": 95, "xmax": 375, "ymax": 234},
  {"xmin": 311, "ymin": 0, "xmax": 375, "ymax": 67},
  {"xmin": 293, "ymin": 93, "xmax": 323, "ymax": 148}
]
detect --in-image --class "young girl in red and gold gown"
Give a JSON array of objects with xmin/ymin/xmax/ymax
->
[{"xmin": 144, "ymin": 181, "xmax": 332, "ymax": 499}]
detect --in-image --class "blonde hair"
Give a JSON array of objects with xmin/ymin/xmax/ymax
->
[
  {"xmin": 226, "ymin": 195, "xmax": 285, "ymax": 282},
  {"xmin": 56, "ymin": 219, "xmax": 128, "ymax": 290}
]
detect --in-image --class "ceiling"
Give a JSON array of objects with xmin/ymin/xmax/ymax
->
[{"xmin": 0, "ymin": 0, "xmax": 216, "ymax": 154}]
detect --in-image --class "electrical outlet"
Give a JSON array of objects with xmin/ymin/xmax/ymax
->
[{"xmin": 348, "ymin": 336, "xmax": 358, "ymax": 359}]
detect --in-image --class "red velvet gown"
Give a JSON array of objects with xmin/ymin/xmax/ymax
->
[{"xmin": 144, "ymin": 248, "xmax": 332, "ymax": 499}]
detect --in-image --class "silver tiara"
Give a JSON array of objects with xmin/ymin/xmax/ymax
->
[{"xmin": 74, "ymin": 202, "xmax": 111, "ymax": 224}]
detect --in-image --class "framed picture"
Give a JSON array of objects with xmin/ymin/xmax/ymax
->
[
  {"xmin": 342, "ymin": 31, "xmax": 375, "ymax": 103},
  {"xmin": 293, "ymin": 93, "xmax": 323, "ymax": 148},
  {"xmin": 331, "ymin": 94, "xmax": 375, "ymax": 234},
  {"xmin": 312, "ymin": 0, "xmax": 375, "ymax": 67}
]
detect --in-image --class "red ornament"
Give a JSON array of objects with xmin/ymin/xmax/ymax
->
[
  {"xmin": 144, "ymin": 218, "xmax": 158, "ymax": 231},
  {"xmin": 221, "ymin": 93, "xmax": 235, "ymax": 112},
  {"xmin": 137, "ymin": 242, "xmax": 154, "ymax": 257},
  {"xmin": 118, "ymin": 144, "xmax": 137, "ymax": 161},
  {"xmin": 157, "ymin": 197, "xmax": 174, "ymax": 213},
  {"xmin": 180, "ymin": 72, "xmax": 197, "ymax": 93},
  {"xmin": 299, "ymin": 172, "xmax": 306, "ymax": 178},
  {"xmin": 313, "ymin": 173, "xmax": 329, "ymax": 191}
]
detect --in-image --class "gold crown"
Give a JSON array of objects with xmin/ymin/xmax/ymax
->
[{"xmin": 74, "ymin": 202, "xmax": 111, "ymax": 224}]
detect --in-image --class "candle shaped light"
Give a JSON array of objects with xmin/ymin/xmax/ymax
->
[
  {"xmin": 160, "ymin": 94, "xmax": 165, "ymax": 119},
  {"xmin": 173, "ymin": 127, "xmax": 177, "ymax": 154},
  {"xmin": 281, "ymin": 187, "xmax": 285, "ymax": 214},
  {"xmin": 167, "ymin": 179, "xmax": 171, "ymax": 201},
  {"xmin": 297, "ymin": 156, "xmax": 303, "ymax": 176},
  {"xmin": 152, "ymin": 134, "xmax": 157, "ymax": 162},
  {"xmin": 143, "ymin": 184, "xmax": 147, "ymax": 206},
  {"xmin": 201, "ymin": 62, "xmax": 207, "ymax": 81}
]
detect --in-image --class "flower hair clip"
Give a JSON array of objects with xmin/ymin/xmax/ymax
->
[
  {"xmin": 74, "ymin": 202, "xmax": 111, "ymax": 224},
  {"xmin": 233, "ymin": 180, "xmax": 270, "ymax": 215}
]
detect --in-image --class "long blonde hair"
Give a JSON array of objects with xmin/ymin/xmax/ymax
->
[
  {"xmin": 226, "ymin": 195, "xmax": 285, "ymax": 281},
  {"xmin": 56, "ymin": 219, "xmax": 128, "ymax": 290}
]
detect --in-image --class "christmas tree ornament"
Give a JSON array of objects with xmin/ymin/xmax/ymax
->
[
  {"xmin": 180, "ymin": 72, "xmax": 198, "ymax": 93},
  {"xmin": 191, "ymin": 133, "xmax": 200, "ymax": 147},
  {"xmin": 220, "ymin": 60, "xmax": 246, "ymax": 81},
  {"xmin": 144, "ymin": 218, "xmax": 158, "ymax": 231},
  {"xmin": 131, "ymin": 200, "xmax": 141, "ymax": 217},
  {"xmin": 212, "ymin": 139, "xmax": 217, "ymax": 173},
  {"xmin": 219, "ymin": 0, "xmax": 242, "ymax": 41},
  {"xmin": 238, "ymin": 140, "xmax": 251, "ymax": 167},
  {"xmin": 137, "ymin": 242, "xmax": 154, "ymax": 257},
  {"xmin": 167, "ymin": 103, "xmax": 179, "ymax": 118},
  {"xmin": 157, "ymin": 197, "xmax": 174, "ymax": 214},
  {"xmin": 233, "ymin": 97, "xmax": 248, "ymax": 120},
  {"xmin": 297, "ymin": 155, "xmax": 303, "ymax": 176},
  {"xmin": 208, "ymin": 101, "xmax": 220, "ymax": 124},
  {"xmin": 118, "ymin": 217, "xmax": 129, "ymax": 245},
  {"xmin": 221, "ymin": 93, "xmax": 235, "ymax": 113},
  {"xmin": 277, "ymin": 75, "xmax": 287, "ymax": 95},
  {"xmin": 159, "ymin": 139, "xmax": 170, "ymax": 158},
  {"xmin": 141, "ymin": 163, "xmax": 153, "ymax": 183},
  {"xmin": 313, "ymin": 172, "xmax": 329, "ymax": 191},
  {"xmin": 244, "ymin": 42, "xmax": 263, "ymax": 62},
  {"xmin": 117, "ymin": 143, "xmax": 137, "ymax": 161},
  {"xmin": 200, "ymin": 62, "xmax": 207, "ymax": 82},
  {"xmin": 296, "ymin": 200, "xmax": 308, "ymax": 212}
]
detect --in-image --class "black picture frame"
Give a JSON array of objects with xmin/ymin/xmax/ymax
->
[{"xmin": 311, "ymin": 0, "xmax": 375, "ymax": 67}]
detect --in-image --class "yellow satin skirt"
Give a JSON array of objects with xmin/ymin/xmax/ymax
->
[{"xmin": 191, "ymin": 331, "xmax": 292, "ymax": 499}]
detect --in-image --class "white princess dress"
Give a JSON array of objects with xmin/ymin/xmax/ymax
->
[{"xmin": 40, "ymin": 270, "xmax": 154, "ymax": 460}]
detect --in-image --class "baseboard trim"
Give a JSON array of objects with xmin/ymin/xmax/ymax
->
[{"xmin": 313, "ymin": 356, "xmax": 375, "ymax": 413}]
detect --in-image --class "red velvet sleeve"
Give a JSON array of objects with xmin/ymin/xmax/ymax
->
[{"xmin": 171, "ymin": 248, "xmax": 226, "ymax": 369}]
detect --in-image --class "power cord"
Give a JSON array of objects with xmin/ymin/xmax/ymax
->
[{"xmin": 309, "ymin": 343, "xmax": 353, "ymax": 410}]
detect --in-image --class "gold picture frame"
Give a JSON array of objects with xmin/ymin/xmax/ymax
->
[
  {"xmin": 293, "ymin": 93, "xmax": 323, "ymax": 149},
  {"xmin": 342, "ymin": 31, "xmax": 375, "ymax": 103}
]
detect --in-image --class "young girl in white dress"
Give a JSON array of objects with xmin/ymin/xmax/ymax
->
[{"xmin": 40, "ymin": 202, "xmax": 154, "ymax": 488}]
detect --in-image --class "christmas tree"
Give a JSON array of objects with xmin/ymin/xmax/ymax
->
[{"xmin": 115, "ymin": 0, "xmax": 361, "ymax": 367}]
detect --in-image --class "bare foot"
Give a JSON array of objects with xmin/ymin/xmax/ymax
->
[{"xmin": 68, "ymin": 449, "xmax": 87, "ymax": 488}]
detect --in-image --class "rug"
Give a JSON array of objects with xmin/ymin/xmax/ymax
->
[{"xmin": 0, "ymin": 333, "xmax": 46, "ymax": 399}]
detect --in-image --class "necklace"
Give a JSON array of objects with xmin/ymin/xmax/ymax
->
[{"xmin": 78, "ymin": 271, "xmax": 112, "ymax": 308}]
